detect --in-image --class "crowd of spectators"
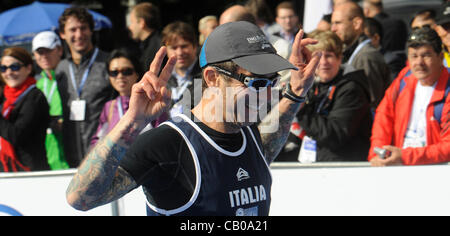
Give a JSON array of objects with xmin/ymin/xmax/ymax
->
[{"xmin": 1, "ymin": 0, "xmax": 450, "ymax": 172}]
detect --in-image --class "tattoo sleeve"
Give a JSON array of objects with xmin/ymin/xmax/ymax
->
[
  {"xmin": 66, "ymin": 117, "xmax": 142, "ymax": 211},
  {"xmin": 258, "ymin": 98, "xmax": 302, "ymax": 164}
]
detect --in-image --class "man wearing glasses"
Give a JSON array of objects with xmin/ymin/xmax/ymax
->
[
  {"xmin": 66, "ymin": 21, "xmax": 321, "ymax": 216},
  {"xmin": 274, "ymin": 1, "xmax": 301, "ymax": 45}
]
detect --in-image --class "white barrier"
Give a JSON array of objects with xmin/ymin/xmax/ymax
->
[
  {"xmin": 0, "ymin": 170, "xmax": 111, "ymax": 216},
  {"xmin": 270, "ymin": 163, "xmax": 450, "ymax": 216},
  {"xmin": 1, "ymin": 163, "xmax": 450, "ymax": 216}
]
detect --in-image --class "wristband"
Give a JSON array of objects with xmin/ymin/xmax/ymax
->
[{"xmin": 282, "ymin": 83, "xmax": 306, "ymax": 103}]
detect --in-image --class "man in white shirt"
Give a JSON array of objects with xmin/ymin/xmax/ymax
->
[{"xmin": 369, "ymin": 26, "xmax": 450, "ymax": 166}]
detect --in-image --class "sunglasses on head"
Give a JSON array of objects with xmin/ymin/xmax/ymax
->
[
  {"xmin": 212, "ymin": 66, "xmax": 280, "ymax": 91},
  {"xmin": 0, "ymin": 63, "xmax": 23, "ymax": 73},
  {"xmin": 108, "ymin": 68, "xmax": 135, "ymax": 77}
]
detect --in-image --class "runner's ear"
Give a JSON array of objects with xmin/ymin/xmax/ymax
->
[{"xmin": 203, "ymin": 67, "xmax": 219, "ymax": 88}]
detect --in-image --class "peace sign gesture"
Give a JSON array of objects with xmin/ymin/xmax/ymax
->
[
  {"xmin": 288, "ymin": 30, "xmax": 322, "ymax": 97},
  {"xmin": 127, "ymin": 46, "xmax": 177, "ymax": 124}
]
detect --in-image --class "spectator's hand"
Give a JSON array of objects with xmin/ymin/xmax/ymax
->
[
  {"xmin": 383, "ymin": 145, "xmax": 403, "ymax": 165},
  {"xmin": 127, "ymin": 46, "xmax": 176, "ymax": 124},
  {"xmin": 289, "ymin": 30, "xmax": 322, "ymax": 97},
  {"xmin": 370, "ymin": 145, "xmax": 403, "ymax": 167}
]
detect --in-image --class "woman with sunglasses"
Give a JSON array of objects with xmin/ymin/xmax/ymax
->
[
  {"xmin": 90, "ymin": 49, "xmax": 167, "ymax": 147},
  {"xmin": 0, "ymin": 47, "xmax": 50, "ymax": 172}
]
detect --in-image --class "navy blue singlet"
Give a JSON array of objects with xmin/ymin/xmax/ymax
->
[{"xmin": 145, "ymin": 114, "xmax": 272, "ymax": 216}]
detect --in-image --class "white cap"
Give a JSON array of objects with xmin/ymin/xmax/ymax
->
[{"xmin": 32, "ymin": 31, "xmax": 61, "ymax": 52}]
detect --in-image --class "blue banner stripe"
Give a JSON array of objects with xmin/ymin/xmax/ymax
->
[{"xmin": 0, "ymin": 204, "xmax": 23, "ymax": 216}]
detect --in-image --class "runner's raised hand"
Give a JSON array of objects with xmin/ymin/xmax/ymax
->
[
  {"xmin": 289, "ymin": 30, "xmax": 322, "ymax": 97},
  {"xmin": 128, "ymin": 46, "xmax": 177, "ymax": 123}
]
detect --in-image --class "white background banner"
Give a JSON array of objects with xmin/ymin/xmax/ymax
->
[{"xmin": 1, "ymin": 163, "xmax": 450, "ymax": 216}]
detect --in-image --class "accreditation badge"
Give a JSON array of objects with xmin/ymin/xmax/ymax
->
[
  {"xmin": 298, "ymin": 136, "xmax": 317, "ymax": 163},
  {"xmin": 70, "ymin": 100, "xmax": 86, "ymax": 121}
]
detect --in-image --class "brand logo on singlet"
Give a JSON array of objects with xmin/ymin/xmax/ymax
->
[{"xmin": 236, "ymin": 167, "xmax": 250, "ymax": 181}]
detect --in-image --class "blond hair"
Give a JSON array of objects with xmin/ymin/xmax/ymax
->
[
  {"xmin": 306, "ymin": 30, "xmax": 343, "ymax": 57},
  {"xmin": 198, "ymin": 15, "xmax": 218, "ymax": 45}
]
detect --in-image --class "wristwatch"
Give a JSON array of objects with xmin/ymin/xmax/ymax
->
[{"xmin": 282, "ymin": 83, "xmax": 306, "ymax": 103}]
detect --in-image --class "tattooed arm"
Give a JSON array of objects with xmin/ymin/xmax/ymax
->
[
  {"xmin": 258, "ymin": 30, "xmax": 321, "ymax": 164},
  {"xmin": 66, "ymin": 114, "xmax": 143, "ymax": 211},
  {"xmin": 66, "ymin": 47, "xmax": 176, "ymax": 211},
  {"xmin": 259, "ymin": 98, "xmax": 303, "ymax": 163}
]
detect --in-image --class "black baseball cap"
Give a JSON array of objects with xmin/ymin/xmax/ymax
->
[
  {"xmin": 407, "ymin": 26, "xmax": 442, "ymax": 53},
  {"xmin": 436, "ymin": 2, "xmax": 450, "ymax": 25},
  {"xmin": 199, "ymin": 21, "xmax": 297, "ymax": 75}
]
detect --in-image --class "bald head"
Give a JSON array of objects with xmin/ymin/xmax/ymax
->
[
  {"xmin": 331, "ymin": 1, "xmax": 365, "ymax": 46},
  {"xmin": 336, "ymin": 1, "xmax": 365, "ymax": 20},
  {"xmin": 333, "ymin": 0, "xmax": 351, "ymax": 7},
  {"xmin": 219, "ymin": 5, "xmax": 256, "ymax": 25}
]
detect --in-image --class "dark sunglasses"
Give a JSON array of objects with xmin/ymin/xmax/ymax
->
[
  {"xmin": 108, "ymin": 68, "xmax": 135, "ymax": 77},
  {"xmin": 0, "ymin": 63, "xmax": 23, "ymax": 73},
  {"xmin": 212, "ymin": 66, "xmax": 280, "ymax": 91}
]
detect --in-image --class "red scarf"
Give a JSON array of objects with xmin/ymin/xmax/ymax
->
[{"xmin": 1, "ymin": 77, "xmax": 36, "ymax": 172}]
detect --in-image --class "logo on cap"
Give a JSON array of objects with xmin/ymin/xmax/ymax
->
[
  {"xmin": 246, "ymin": 35, "xmax": 267, "ymax": 44},
  {"xmin": 246, "ymin": 34, "xmax": 272, "ymax": 50}
]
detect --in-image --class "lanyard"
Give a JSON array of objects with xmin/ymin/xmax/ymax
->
[
  {"xmin": 171, "ymin": 80, "xmax": 192, "ymax": 103},
  {"xmin": 117, "ymin": 96, "xmax": 124, "ymax": 119},
  {"xmin": 316, "ymin": 86, "xmax": 335, "ymax": 113},
  {"xmin": 2, "ymin": 85, "xmax": 36, "ymax": 118},
  {"xmin": 41, "ymin": 70, "xmax": 57, "ymax": 104},
  {"xmin": 347, "ymin": 39, "xmax": 371, "ymax": 65},
  {"xmin": 68, "ymin": 48, "xmax": 99, "ymax": 98},
  {"xmin": 171, "ymin": 63, "xmax": 195, "ymax": 102}
]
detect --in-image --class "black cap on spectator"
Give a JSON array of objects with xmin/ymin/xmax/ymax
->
[
  {"xmin": 406, "ymin": 26, "xmax": 442, "ymax": 53},
  {"xmin": 436, "ymin": 2, "xmax": 450, "ymax": 25}
]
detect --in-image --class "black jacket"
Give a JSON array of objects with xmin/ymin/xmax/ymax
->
[
  {"xmin": 139, "ymin": 31, "xmax": 162, "ymax": 71},
  {"xmin": 56, "ymin": 49, "xmax": 113, "ymax": 167},
  {"xmin": 373, "ymin": 12, "xmax": 407, "ymax": 53},
  {"xmin": 296, "ymin": 69, "xmax": 372, "ymax": 162},
  {"xmin": 0, "ymin": 87, "xmax": 50, "ymax": 171}
]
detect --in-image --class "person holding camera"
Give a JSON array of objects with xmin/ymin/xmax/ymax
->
[{"xmin": 369, "ymin": 27, "xmax": 450, "ymax": 166}]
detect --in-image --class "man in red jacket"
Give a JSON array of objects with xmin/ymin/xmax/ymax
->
[{"xmin": 369, "ymin": 26, "xmax": 450, "ymax": 166}]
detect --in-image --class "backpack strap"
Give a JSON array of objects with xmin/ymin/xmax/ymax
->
[
  {"xmin": 392, "ymin": 69, "xmax": 410, "ymax": 104},
  {"xmin": 433, "ymin": 75, "xmax": 450, "ymax": 125},
  {"xmin": 391, "ymin": 68, "xmax": 449, "ymax": 125}
]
